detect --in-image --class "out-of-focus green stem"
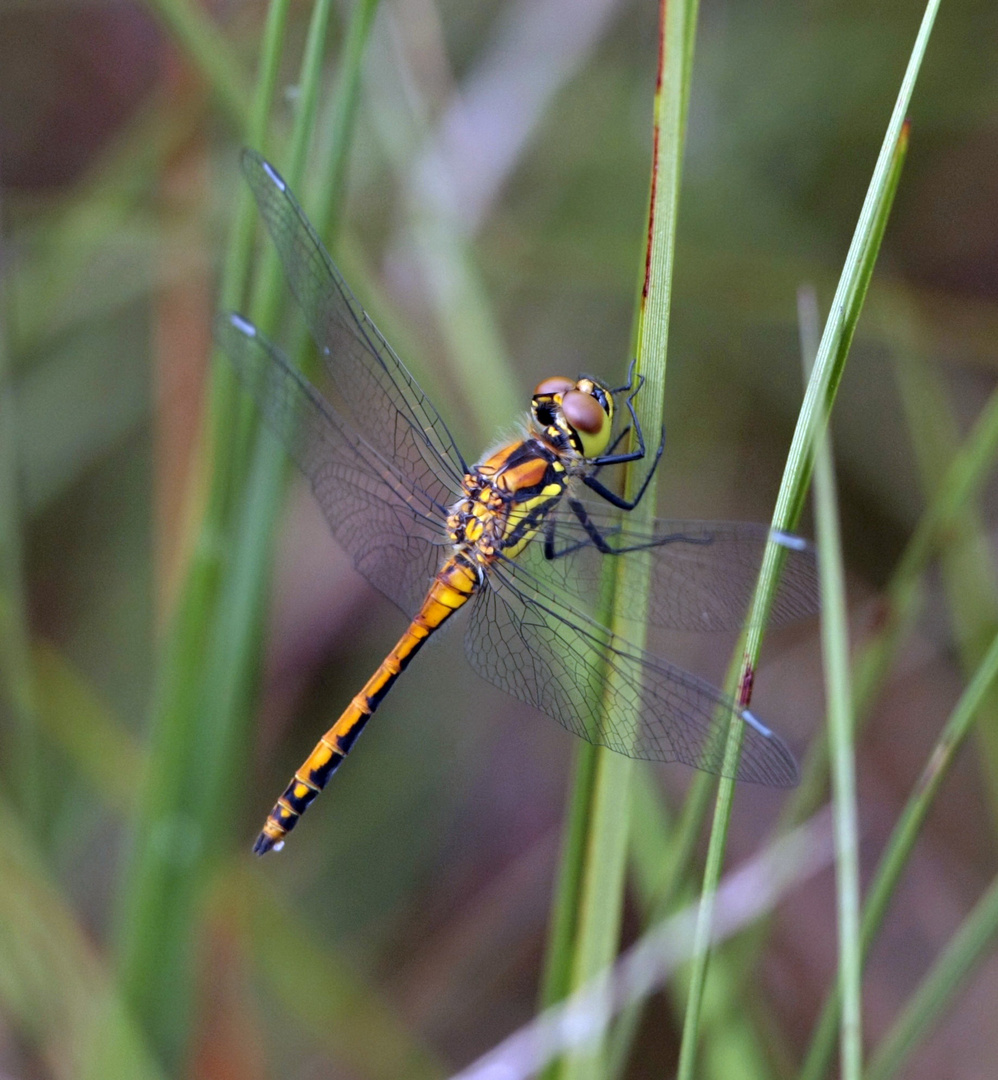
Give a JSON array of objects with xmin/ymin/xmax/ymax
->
[
  {"xmin": 801, "ymin": 287, "xmax": 862, "ymax": 1080},
  {"xmin": 678, "ymin": 4, "xmax": 929, "ymax": 1068},
  {"xmin": 552, "ymin": 3, "xmax": 700, "ymax": 1078},
  {"xmin": 114, "ymin": 1, "xmax": 293, "ymax": 1068},
  {"xmin": 143, "ymin": 0, "xmax": 251, "ymax": 131},
  {"xmin": 0, "ymin": 252, "xmax": 42, "ymax": 834},
  {"xmin": 317, "ymin": 0, "xmax": 382, "ymax": 235},
  {"xmin": 798, "ymin": 627, "xmax": 998, "ymax": 1080},
  {"xmin": 865, "ymin": 870, "xmax": 998, "ymax": 1080}
]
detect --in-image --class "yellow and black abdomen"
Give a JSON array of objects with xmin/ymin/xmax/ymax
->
[{"xmin": 253, "ymin": 553, "xmax": 480, "ymax": 854}]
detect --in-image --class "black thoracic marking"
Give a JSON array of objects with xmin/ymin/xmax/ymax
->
[
  {"xmin": 507, "ymin": 459, "xmax": 566, "ymax": 510},
  {"xmin": 504, "ymin": 438, "xmax": 558, "ymax": 472},
  {"xmin": 282, "ymin": 781, "xmax": 320, "ymax": 815},
  {"xmin": 309, "ymin": 750, "xmax": 345, "ymax": 787},
  {"xmin": 514, "ymin": 464, "xmax": 567, "ymax": 501},
  {"xmin": 502, "ymin": 497, "xmax": 563, "ymax": 550}
]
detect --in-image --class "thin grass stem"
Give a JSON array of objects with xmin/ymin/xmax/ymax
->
[
  {"xmin": 734, "ymin": 326, "xmax": 998, "ymax": 1000},
  {"xmin": 798, "ymin": 627, "xmax": 998, "ymax": 1080},
  {"xmin": 678, "ymin": 1, "xmax": 936, "ymax": 1067},
  {"xmin": 547, "ymin": 3, "xmax": 700, "ymax": 1078},
  {"xmin": 800, "ymin": 286, "xmax": 862, "ymax": 1080},
  {"xmin": 143, "ymin": 0, "xmax": 251, "ymax": 130},
  {"xmin": 865, "ymin": 870, "xmax": 998, "ymax": 1080},
  {"xmin": 0, "ymin": 247, "xmax": 42, "ymax": 835}
]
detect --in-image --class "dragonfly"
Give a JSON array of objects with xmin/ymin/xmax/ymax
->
[{"xmin": 217, "ymin": 150, "xmax": 816, "ymax": 855}]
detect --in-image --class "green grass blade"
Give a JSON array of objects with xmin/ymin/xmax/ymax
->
[
  {"xmin": 316, "ymin": 0, "xmax": 383, "ymax": 234},
  {"xmin": 677, "ymin": 0, "xmax": 936, "ymax": 1069},
  {"xmin": 111, "ymin": 1, "xmax": 305, "ymax": 1067},
  {"xmin": 619, "ymin": 772, "xmax": 779, "ymax": 1080},
  {"xmin": 800, "ymin": 287, "xmax": 862, "ymax": 1080},
  {"xmin": 798, "ymin": 628, "xmax": 998, "ymax": 1080},
  {"xmin": 539, "ymin": 741, "xmax": 599, "ymax": 1014},
  {"xmin": 0, "ymin": 271, "xmax": 42, "ymax": 832},
  {"xmin": 550, "ymin": 4, "xmax": 700, "ymax": 1079},
  {"xmin": 765, "ymin": 328, "xmax": 998, "ymax": 881},
  {"xmin": 866, "ymin": 870, "xmax": 998, "ymax": 1080},
  {"xmin": 141, "ymin": 0, "xmax": 251, "ymax": 130},
  {"xmin": 218, "ymin": 865, "xmax": 447, "ymax": 1080},
  {"xmin": 891, "ymin": 338, "xmax": 998, "ymax": 819},
  {"xmin": 668, "ymin": 0, "xmax": 915, "ymax": 936},
  {"xmin": 0, "ymin": 799, "xmax": 164, "ymax": 1080}
]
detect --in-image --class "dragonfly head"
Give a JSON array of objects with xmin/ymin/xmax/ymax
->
[{"xmin": 531, "ymin": 375, "xmax": 614, "ymax": 459}]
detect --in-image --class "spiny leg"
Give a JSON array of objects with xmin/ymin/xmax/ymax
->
[
  {"xmin": 583, "ymin": 366, "xmax": 666, "ymax": 511},
  {"xmin": 544, "ymin": 497, "xmax": 713, "ymax": 561}
]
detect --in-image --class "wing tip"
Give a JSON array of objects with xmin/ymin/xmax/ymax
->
[
  {"xmin": 240, "ymin": 146, "xmax": 287, "ymax": 193},
  {"xmin": 771, "ymin": 529, "xmax": 811, "ymax": 553},
  {"xmin": 226, "ymin": 312, "xmax": 257, "ymax": 338},
  {"xmin": 740, "ymin": 711, "xmax": 800, "ymax": 788}
]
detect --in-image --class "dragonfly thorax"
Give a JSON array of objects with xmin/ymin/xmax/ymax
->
[
  {"xmin": 531, "ymin": 375, "xmax": 615, "ymax": 461},
  {"xmin": 447, "ymin": 472, "xmax": 506, "ymax": 560},
  {"xmin": 448, "ymin": 437, "xmax": 571, "ymax": 564}
]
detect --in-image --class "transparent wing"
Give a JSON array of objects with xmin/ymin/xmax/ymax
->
[
  {"xmin": 240, "ymin": 149, "xmax": 468, "ymax": 510},
  {"xmin": 512, "ymin": 507, "xmax": 818, "ymax": 633},
  {"xmin": 215, "ymin": 313, "xmax": 450, "ymax": 617},
  {"xmin": 467, "ymin": 559, "xmax": 798, "ymax": 786}
]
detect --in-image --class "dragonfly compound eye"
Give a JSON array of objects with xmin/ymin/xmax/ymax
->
[
  {"xmin": 533, "ymin": 376, "xmax": 575, "ymax": 397},
  {"xmin": 532, "ymin": 376, "xmax": 575, "ymax": 432},
  {"xmin": 563, "ymin": 389, "xmax": 611, "ymax": 457}
]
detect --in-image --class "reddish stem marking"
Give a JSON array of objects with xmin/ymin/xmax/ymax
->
[
  {"xmin": 737, "ymin": 661, "xmax": 755, "ymax": 709},
  {"xmin": 642, "ymin": 0, "xmax": 668, "ymax": 301}
]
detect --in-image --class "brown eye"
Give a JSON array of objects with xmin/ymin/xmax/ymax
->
[
  {"xmin": 533, "ymin": 376, "xmax": 575, "ymax": 397},
  {"xmin": 562, "ymin": 390, "xmax": 606, "ymax": 435}
]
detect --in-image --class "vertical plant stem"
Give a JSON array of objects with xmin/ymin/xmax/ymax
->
[
  {"xmin": 865, "ymin": 871, "xmax": 998, "ymax": 1080},
  {"xmin": 539, "ymin": 742, "xmax": 599, "ymax": 1014},
  {"xmin": 677, "ymin": 0, "xmax": 938, "ymax": 1067},
  {"xmin": 547, "ymin": 2, "xmax": 700, "ymax": 1078},
  {"xmin": 114, "ymin": 1, "xmax": 292, "ymax": 1065},
  {"xmin": 800, "ymin": 287, "xmax": 862, "ymax": 1080},
  {"xmin": 142, "ymin": 0, "xmax": 251, "ymax": 130},
  {"xmin": 740, "ymin": 336, "xmax": 998, "ymax": 1007},
  {"xmin": 316, "ymin": 0, "xmax": 383, "ymax": 236},
  {"xmin": 798, "ymin": 627, "xmax": 998, "ymax": 1080},
  {"xmin": 112, "ymin": 0, "xmax": 386, "ymax": 1068},
  {"xmin": 0, "ymin": 248, "xmax": 42, "ymax": 834}
]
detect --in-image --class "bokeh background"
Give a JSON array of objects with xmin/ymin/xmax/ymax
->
[{"xmin": 2, "ymin": 1, "xmax": 998, "ymax": 1078}]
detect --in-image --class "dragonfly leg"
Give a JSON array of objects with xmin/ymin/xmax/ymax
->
[
  {"xmin": 582, "ymin": 422, "xmax": 665, "ymax": 511},
  {"xmin": 583, "ymin": 367, "xmax": 666, "ymax": 510},
  {"xmin": 544, "ymin": 497, "xmax": 713, "ymax": 561}
]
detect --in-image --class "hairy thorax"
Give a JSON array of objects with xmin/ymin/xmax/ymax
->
[{"xmin": 446, "ymin": 436, "xmax": 570, "ymax": 565}]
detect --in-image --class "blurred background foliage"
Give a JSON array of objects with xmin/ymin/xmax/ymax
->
[{"xmin": 1, "ymin": 0, "xmax": 997, "ymax": 1078}]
